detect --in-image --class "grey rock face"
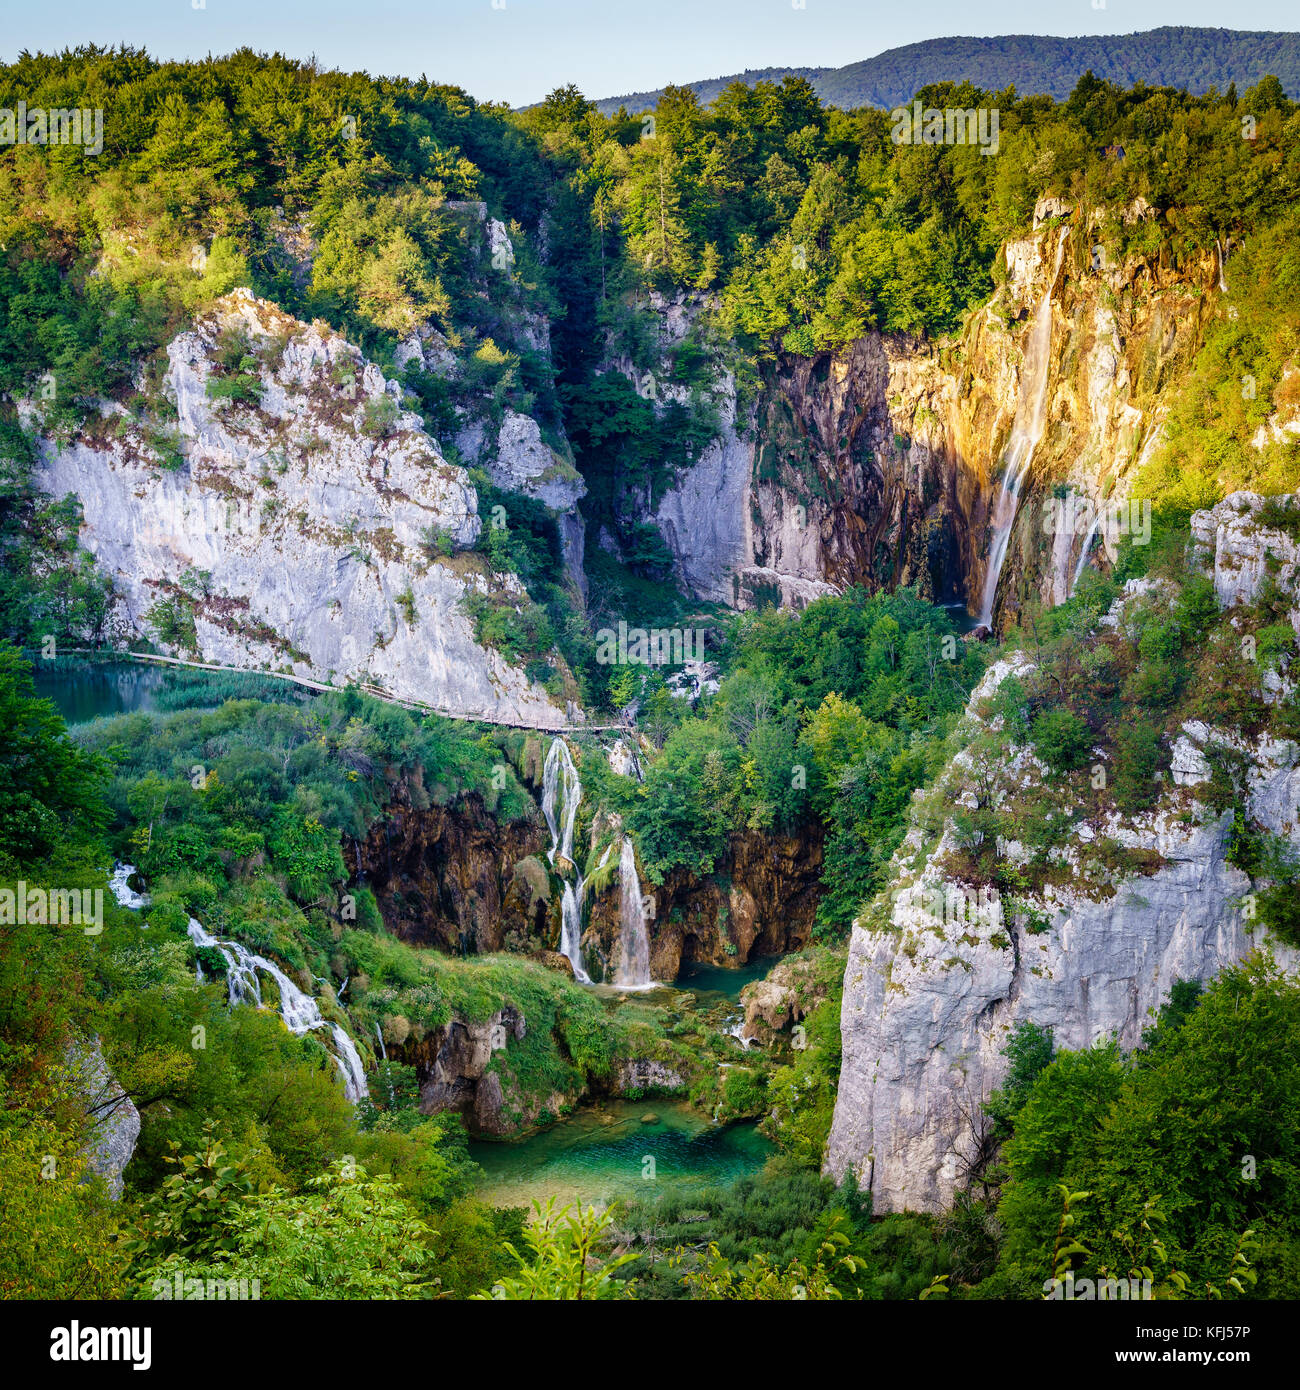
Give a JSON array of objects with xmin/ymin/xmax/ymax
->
[
  {"xmin": 653, "ymin": 368, "xmax": 757, "ymax": 604},
  {"xmin": 34, "ymin": 291, "xmax": 568, "ymax": 728},
  {"xmin": 67, "ymin": 1037, "xmax": 140, "ymax": 1200},
  {"xmin": 1190, "ymin": 490, "xmax": 1300, "ymax": 633},
  {"xmin": 825, "ymin": 529, "xmax": 1300, "ymax": 1213}
]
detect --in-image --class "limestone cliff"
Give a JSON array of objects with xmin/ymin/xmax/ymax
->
[
  {"xmin": 358, "ymin": 781, "xmax": 547, "ymax": 954},
  {"xmin": 627, "ymin": 207, "xmax": 1217, "ymax": 626},
  {"xmin": 824, "ymin": 495, "xmax": 1300, "ymax": 1213},
  {"xmin": 34, "ymin": 290, "xmax": 570, "ymax": 728}
]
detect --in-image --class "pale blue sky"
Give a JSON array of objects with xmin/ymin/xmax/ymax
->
[{"xmin": 3, "ymin": 0, "xmax": 1296, "ymax": 107}]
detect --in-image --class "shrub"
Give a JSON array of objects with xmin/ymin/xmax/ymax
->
[
  {"xmin": 1112, "ymin": 721, "xmax": 1163, "ymax": 811},
  {"xmin": 361, "ymin": 395, "xmax": 401, "ymax": 439},
  {"xmin": 1030, "ymin": 707, "xmax": 1092, "ymax": 773}
]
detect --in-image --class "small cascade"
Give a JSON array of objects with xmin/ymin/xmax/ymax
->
[
  {"xmin": 108, "ymin": 863, "xmax": 149, "ymax": 911},
  {"xmin": 613, "ymin": 837, "xmax": 652, "ymax": 990},
  {"xmin": 1216, "ymin": 237, "xmax": 1229, "ymax": 294},
  {"xmin": 330, "ymin": 1025, "xmax": 370, "ymax": 1101},
  {"xmin": 977, "ymin": 230, "xmax": 1067, "ymax": 629},
  {"xmin": 561, "ymin": 843, "xmax": 615, "ymax": 983},
  {"xmin": 559, "ymin": 882, "xmax": 590, "ymax": 984},
  {"xmin": 542, "ymin": 737, "xmax": 581, "ymax": 866},
  {"xmin": 724, "ymin": 1013, "xmax": 756, "ymax": 1049},
  {"xmin": 1070, "ymin": 508, "xmax": 1105, "ymax": 595},
  {"xmin": 374, "ymin": 1020, "xmax": 387, "ymax": 1061},
  {"xmin": 186, "ymin": 917, "xmax": 369, "ymax": 1101}
]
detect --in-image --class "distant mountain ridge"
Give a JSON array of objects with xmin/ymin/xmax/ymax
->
[{"xmin": 590, "ymin": 27, "xmax": 1300, "ymax": 114}]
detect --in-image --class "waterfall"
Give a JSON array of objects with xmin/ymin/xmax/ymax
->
[
  {"xmin": 613, "ymin": 838, "xmax": 652, "ymax": 990},
  {"xmin": 542, "ymin": 739, "xmax": 651, "ymax": 989},
  {"xmin": 559, "ymin": 883, "xmax": 590, "ymax": 984},
  {"xmin": 542, "ymin": 737, "xmax": 581, "ymax": 866},
  {"xmin": 186, "ymin": 917, "xmax": 369, "ymax": 1101},
  {"xmin": 1216, "ymin": 237, "xmax": 1229, "ymax": 294},
  {"xmin": 374, "ymin": 1020, "xmax": 387, "ymax": 1061},
  {"xmin": 330, "ymin": 1025, "xmax": 369, "ymax": 1101},
  {"xmin": 977, "ymin": 231, "xmax": 1067, "ymax": 629},
  {"xmin": 1070, "ymin": 508, "xmax": 1104, "ymax": 596},
  {"xmin": 544, "ymin": 735, "xmax": 596, "ymax": 982},
  {"xmin": 559, "ymin": 842, "xmax": 614, "ymax": 984},
  {"xmin": 108, "ymin": 863, "xmax": 149, "ymax": 911}
]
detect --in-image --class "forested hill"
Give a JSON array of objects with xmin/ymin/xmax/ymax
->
[{"xmin": 592, "ymin": 27, "xmax": 1300, "ymax": 114}]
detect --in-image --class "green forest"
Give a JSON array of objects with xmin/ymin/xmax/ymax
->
[{"xmin": 2, "ymin": 36, "xmax": 1300, "ymax": 1314}]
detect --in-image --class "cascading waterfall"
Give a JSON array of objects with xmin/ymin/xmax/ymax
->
[
  {"xmin": 544, "ymin": 736, "xmax": 595, "ymax": 982},
  {"xmin": 977, "ymin": 230, "xmax": 1067, "ymax": 629},
  {"xmin": 560, "ymin": 842, "xmax": 616, "ymax": 985},
  {"xmin": 613, "ymin": 837, "xmax": 652, "ymax": 990},
  {"xmin": 542, "ymin": 737, "xmax": 581, "ymax": 866},
  {"xmin": 558, "ymin": 882, "xmax": 589, "ymax": 983},
  {"xmin": 108, "ymin": 863, "xmax": 149, "ymax": 910},
  {"xmin": 541, "ymin": 741, "xmax": 653, "ymax": 988},
  {"xmin": 185, "ymin": 916, "xmax": 369, "ymax": 1101}
]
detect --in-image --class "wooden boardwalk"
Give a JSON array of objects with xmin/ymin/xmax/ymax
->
[{"xmin": 58, "ymin": 649, "xmax": 632, "ymax": 736}]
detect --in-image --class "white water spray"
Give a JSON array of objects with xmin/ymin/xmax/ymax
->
[
  {"xmin": 613, "ymin": 838, "xmax": 652, "ymax": 990},
  {"xmin": 978, "ymin": 231, "xmax": 1067, "ymax": 629},
  {"xmin": 542, "ymin": 737, "xmax": 581, "ymax": 866},
  {"xmin": 186, "ymin": 917, "xmax": 368, "ymax": 1100},
  {"xmin": 108, "ymin": 863, "xmax": 149, "ymax": 910},
  {"xmin": 544, "ymin": 736, "xmax": 593, "ymax": 980}
]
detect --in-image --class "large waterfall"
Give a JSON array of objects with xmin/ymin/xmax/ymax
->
[
  {"xmin": 977, "ymin": 231, "xmax": 1067, "ymax": 628},
  {"xmin": 185, "ymin": 915, "xmax": 369, "ymax": 1101},
  {"xmin": 613, "ymin": 837, "xmax": 652, "ymax": 989}
]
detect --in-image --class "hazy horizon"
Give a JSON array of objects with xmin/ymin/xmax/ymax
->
[{"xmin": 2, "ymin": 1, "xmax": 1298, "ymax": 107}]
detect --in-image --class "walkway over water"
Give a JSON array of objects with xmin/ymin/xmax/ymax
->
[{"xmin": 59, "ymin": 649, "xmax": 627, "ymax": 733}]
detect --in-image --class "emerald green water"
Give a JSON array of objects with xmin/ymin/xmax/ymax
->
[
  {"xmin": 469, "ymin": 1099, "xmax": 772, "ymax": 1211},
  {"xmin": 674, "ymin": 953, "xmax": 778, "ymax": 1006},
  {"xmin": 33, "ymin": 658, "xmax": 309, "ymax": 724},
  {"xmin": 34, "ymin": 660, "xmax": 172, "ymax": 723}
]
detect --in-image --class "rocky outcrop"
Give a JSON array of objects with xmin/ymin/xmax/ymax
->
[
  {"xmin": 358, "ymin": 778, "xmax": 547, "ymax": 953},
  {"xmin": 583, "ymin": 824, "xmax": 824, "ymax": 981},
  {"xmin": 615, "ymin": 1059, "xmax": 686, "ymax": 1093},
  {"xmin": 824, "ymin": 520, "xmax": 1300, "ymax": 1213},
  {"xmin": 1191, "ymin": 491, "xmax": 1300, "ymax": 629},
  {"xmin": 35, "ymin": 290, "xmax": 569, "ymax": 728},
  {"xmin": 67, "ymin": 1037, "xmax": 140, "ymax": 1200},
  {"xmin": 739, "ymin": 953, "xmax": 831, "ymax": 1046},
  {"xmin": 402, "ymin": 1005, "xmax": 541, "ymax": 1136}
]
